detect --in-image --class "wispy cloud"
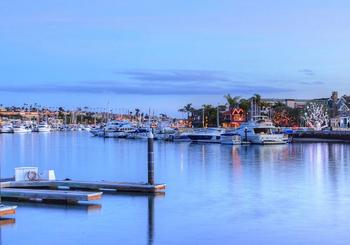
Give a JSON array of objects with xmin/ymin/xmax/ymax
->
[
  {"xmin": 0, "ymin": 69, "xmax": 293, "ymax": 95},
  {"xmin": 298, "ymin": 69, "xmax": 315, "ymax": 76},
  {"xmin": 115, "ymin": 69, "xmax": 232, "ymax": 82},
  {"xmin": 0, "ymin": 81, "xmax": 292, "ymax": 95},
  {"xmin": 299, "ymin": 81, "xmax": 324, "ymax": 85}
]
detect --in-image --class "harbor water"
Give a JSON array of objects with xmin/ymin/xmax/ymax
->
[{"xmin": 1, "ymin": 132, "xmax": 350, "ymax": 244}]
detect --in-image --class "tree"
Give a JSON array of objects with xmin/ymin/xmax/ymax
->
[
  {"xmin": 224, "ymin": 94, "xmax": 240, "ymax": 109},
  {"xmin": 302, "ymin": 102, "xmax": 329, "ymax": 130},
  {"xmin": 252, "ymin": 94, "xmax": 261, "ymax": 106},
  {"xmin": 239, "ymin": 99, "xmax": 250, "ymax": 114},
  {"xmin": 272, "ymin": 102, "xmax": 301, "ymax": 127},
  {"xmin": 179, "ymin": 103, "xmax": 194, "ymax": 120}
]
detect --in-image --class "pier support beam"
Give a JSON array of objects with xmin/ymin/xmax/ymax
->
[{"xmin": 148, "ymin": 132, "xmax": 155, "ymax": 185}]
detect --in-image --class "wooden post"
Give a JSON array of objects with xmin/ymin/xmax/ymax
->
[{"xmin": 148, "ymin": 132, "xmax": 155, "ymax": 185}]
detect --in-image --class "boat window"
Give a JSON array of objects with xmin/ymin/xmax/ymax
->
[{"xmin": 253, "ymin": 128, "xmax": 272, "ymax": 134}]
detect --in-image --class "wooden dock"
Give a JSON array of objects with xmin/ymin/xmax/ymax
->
[
  {"xmin": 2, "ymin": 180, "xmax": 166, "ymax": 193},
  {"xmin": 1, "ymin": 188, "xmax": 102, "ymax": 203},
  {"xmin": 0, "ymin": 205, "xmax": 16, "ymax": 217}
]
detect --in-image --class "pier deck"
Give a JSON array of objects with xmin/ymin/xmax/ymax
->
[
  {"xmin": 2, "ymin": 180, "xmax": 166, "ymax": 193},
  {"xmin": 1, "ymin": 188, "xmax": 102, "ymax": 202},
  {"xmin": 0, "ymin": 205, "xmax": 17, "ymax": 216}
]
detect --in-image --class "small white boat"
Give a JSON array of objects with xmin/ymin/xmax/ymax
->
[
  {"xmin": 220, "ymin": 131, "xmax": 241, "ymax": 145},
  {"xmin": 0, "ymin": 123, "xmax": 14, "ymax": 133},
  {"xmin": 13, "ymin": 125, "xmax": 31, "ymax": 133},
  {"xmin": 37, "ymin": 123, "xmax": 51, "ymax": 132}
]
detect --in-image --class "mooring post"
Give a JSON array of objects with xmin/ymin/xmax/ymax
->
[
  {"xmin": 148, "ymin": 131, "xmax": 155, "ymax": 185},
  {"xmin": 244, "ymin": 127, "xmax": 248, "ymax": 142}
]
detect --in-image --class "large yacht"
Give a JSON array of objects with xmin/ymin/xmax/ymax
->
[
  {"xmin": 186, "ymin": 128, "xmax": 225, "ymax": 143},
  {"xmin": 98, "ymin": 120, "xmax": 135, "ymax": 138},
  {"xmin": 235, "ymin": 116, "xmax": 285, "ymax": 144}
]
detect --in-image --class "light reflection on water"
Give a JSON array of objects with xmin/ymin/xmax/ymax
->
[{"xmin": 1, "ymin": 132, "xmax": 350, "ymax": 244}]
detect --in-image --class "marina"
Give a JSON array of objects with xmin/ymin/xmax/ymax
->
[
  {"xmin": 2, "ymin": 132, "xmax": 350, "ymax": 244},
  {"xmin": 1, "ymin": 0, "xmax": 349, "ymax": 243},
  {"xmin": 0, "ymin": 116, "xmax": 292, "ymax": 145}
]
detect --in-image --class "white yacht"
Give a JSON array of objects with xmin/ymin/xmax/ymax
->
[
  {"xmin": 37, "ymin": 123, "xmax": 51, "ymax": 132},
  {"xmin": 186, "ymin": 128, "xmax": 225, "ymax": 143},
  {"xmin": 220, "ymin": 131, "xmax": 241, "ymax": 145},
  {"xmin": 165, "ymin": 132, "xmax": 191, "ymax": 142},
  {"xmin": 127, "ymin": 128, "xmax": 149, "ymax": 139},
  {"xmin": 102, "ymin": 120, "xmax": 135, "ymax": 138},
  {"xmin": 154, "ymin": 126, "xmax": 176, "ymax": 140},
  {"xmin": 13, "ymin": 125, "xmax": 31, "ymax": 133},
  {"xmin": 0, "ymin": 123, "xmax": 14, "ymax": 133},
  {"xmin": 235, "ymin": 116, "xmax": 285, "ymax": 144}
]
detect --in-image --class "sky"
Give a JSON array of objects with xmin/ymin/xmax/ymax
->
[{"xmin": 1, "ymin": 0, "xmax": 350, "ymax": 116}]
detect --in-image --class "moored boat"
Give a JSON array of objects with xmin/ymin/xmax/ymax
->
[
  {"xmin": 0, "ymin": 123, "xmax": 14, "ymax": 133},
  {"xmin": 186, "ymin": 128, "xmax": 225, "ymax": 143},
  {"xmin": 36, "ymin": 123, "xmax": 51, "ymax": 132},
  {"xmin": 235, "ymin": 116, "xmax": 285, "ymax": 144},
  {"xmin": 220, "ymin": 131, "xmax": 241, "ymax": 145},
  {"xmin": 13, "ymin": 125, "xmax": 31, "ymax": 133}
]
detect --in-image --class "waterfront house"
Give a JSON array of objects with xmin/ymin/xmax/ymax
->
[
  {"xmin": 327, "ymin": 92, "xmax": 350, "ymax": 128},
  {"xmin": 222, "ymin": 108, "xmax": 246, "ymax": 128}
]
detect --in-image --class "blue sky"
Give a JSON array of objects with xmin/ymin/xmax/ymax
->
[{"xmin": 1, "ymin": 0, "xmax": 350, "ymax": 115}]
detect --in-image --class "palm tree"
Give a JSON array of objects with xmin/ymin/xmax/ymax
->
[
  {"xmin": 239, "ymin": 99, "xmax": 250, "ymax": 112},
  {"xmin": 253, "ymin": 94, "xmax": 262, "ymax": 106},
  {"xmin": 224, "ymin": 94, "xmax": 241, "ymax": 109},
  {"xmin": 179, "ymin": 103, "xmax": 194, "ymax": 120}
]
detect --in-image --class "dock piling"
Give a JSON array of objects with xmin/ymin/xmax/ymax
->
[{"xmin": 148, "ymin": 132, "xmax": 155, "ymax": 185}]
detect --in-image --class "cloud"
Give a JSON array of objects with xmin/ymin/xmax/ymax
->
[
  {"xmin": 0, "ymin": 69, "xmax": 295, "ymax": 96},
  {"xmin": 0, "ymin": 80, "xmax": 292, "ymax": 96},
  {"xmin": 298, "ymin": 69, "xmax": 315, "ymax": 76},
  {"xmin": 115, "ymin": 69, "xmax": 232, "ymax": 82},
  {"xmin": 299, "ymin": 81, "xmax": 324, "ymax": 85}
]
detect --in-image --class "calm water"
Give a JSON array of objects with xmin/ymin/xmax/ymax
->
[{"xmin": 1, "ymin": 132, "xmax": 350, "ymax": 244}]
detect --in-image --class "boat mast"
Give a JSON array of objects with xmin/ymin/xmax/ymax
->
[
  {"xmin": 216, "ymin": 105, "xmax": 220, "ymax": 128},
  {"xmin": 202, "ymin": 106, "xmax": 205, "ymax": 128}
]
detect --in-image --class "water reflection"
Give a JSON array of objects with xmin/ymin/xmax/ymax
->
[
  {"xmin": 0, "ymin": 218, "xmax": 15, "ymax": 227},
  {"xmin": 148, "ymin": 195, "xmax": 154, "ymax": 245},
  {"xmin": 3, "ymin": 133, "xmax": 350, "ymax": 244},
  {"xmin": 3, "ymin": 201, "xmax": 102, "ymax": 213}
]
